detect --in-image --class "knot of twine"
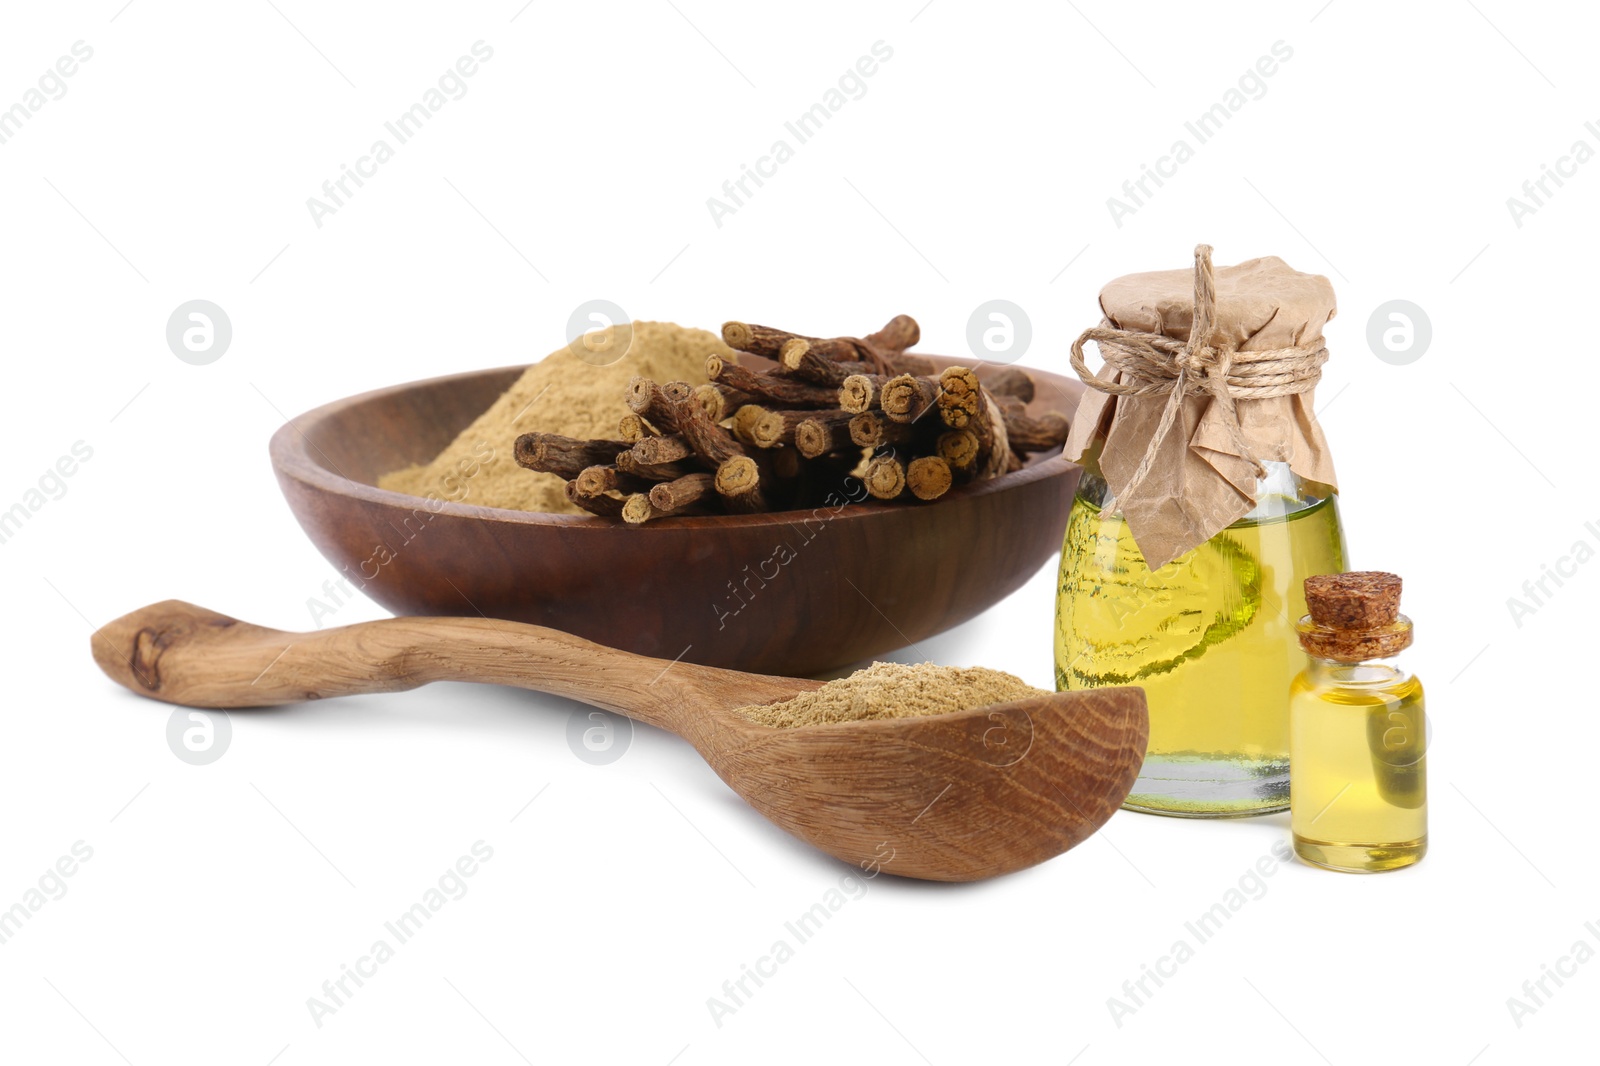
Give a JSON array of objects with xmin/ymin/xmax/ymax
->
[{"xmin": 1069, "ymin": 243, "xmax": 1328, "ymax": 516}]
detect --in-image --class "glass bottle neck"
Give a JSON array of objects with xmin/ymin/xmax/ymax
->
[{"xmin": 1303, "ymin": 655, "xmax": 1412, "ymax": 688}]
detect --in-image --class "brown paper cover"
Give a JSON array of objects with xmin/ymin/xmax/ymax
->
[{"xmin": 1063, "ymin": 255, "xmax": 1339, "ymax": 569}]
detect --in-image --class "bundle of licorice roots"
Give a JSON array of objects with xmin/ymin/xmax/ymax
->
[{"xmin": 512, "ymin": 315, "xmax": 1070, "ymax": 523}]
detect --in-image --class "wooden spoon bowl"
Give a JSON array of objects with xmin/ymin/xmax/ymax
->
[
  {"xmin": 270, "ymin": 358, "xmax": 1084, "ymax": 677},
  {"xmin": 92, "ymin": 602, "xmax": 1147, "ymax": 883}
]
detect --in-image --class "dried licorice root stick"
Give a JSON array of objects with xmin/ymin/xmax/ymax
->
[
  {"xmin": 863, "ymin": 314, "xmax": 920, "ymax": 355},
  {"xmin": 777, "ymin": 339, "xmax": 863, "ymax": 386},
  {"xmin": 848, "ymin": 411, "xmax": 918, "ymax": 449},
  {"xmin": 991, "ymin": 393, "xmax": 1025, "ymax": 420},
  {"xmin": 648, "ymin": 471, "xmax": 716, "ymax": 515},
  {"xmin": 862, "ymin": 454, "xmax": 907, "ymax": 499},
  {"xmin": 774, "ymin": 329, "xmax": 934, "ymax": 379},
  {"xmin": 707, "ymin": 354, "xmax": 840, "ymax": 408},
  {"xmin": 515, "ymin": 433, "xmax": 630, "ymax": 479},
  {"xmin": 749, "ymin": 409, "xmax": 795, "ymax": 449},
  {"xmin": 984, "ymin": 365, "xmax": 1035, "ymax": 403},
  {"xmin": 751, "ymin": 407, "xmax": 850, "ymax": 450},
  {"xmin": 721, "ymin": 322, "xmax": 880, "ymax": 363},
  {"xmin": 935, "ymin": 366, "xmax": 985, "ymax": 428},
  {"xmin": 838, "ymin": 373, "xmax": 884, "ymax": 414},
  {"xmin": 693, "ymin": 383, "xmax": 752, "ymax": 424},
  {"xmin": 620, "ymin": 493, "xmax": 659, "ymax": 525},
  {"xmin": 724, "ymin": 316, "xmax": 924, "ymax": 367},
  {"xmin": 672, "ymin": 393, "xmax": 749, "ymax": 466},
  {"xmin": 790, "ymin": 345, "xmax": 939, "ymax": 384},
  {"xmin": 906, "ymin": 456, "xmax": 954, "ymax": 501},
  {"xmin": 618, "ymin": 413, "xmax": 656, "ymax": 443},
  {"xmin": 729, "ymin": 404, "xmax": 767, "ymax": 446},
  {"xmin": 936, "ymin": 366, "xmax": 1014, "ymax": 475},
  {"xmin": 881, "ymin": 374, "xmax": 941, "ymax": 423},
  {"xmin": 937, "ymin": 429, "xmax": 982, "ymax": 473},
  {"xmin": 774, "ymin": 334, "xmax": 937, "ymax": 384},
  {"xmin": 564, "ymin": 480, "xmax": 626, "ymax": 518},
  {"xmin": 863, "ymin": 320, "xmax": 935, "ymax": 376},
  {"xmin": 625, "ymin": 377, "xmax": 691, "ymax": 432},
  {"xmin": 615, "ymin": 448, "xmax": 696, "ymax": 482},
  {"xmin": 573, "ymin": 465, "xmax": 651, "ymax": 498},
  {"xmin": 721, "ymin": 322, "xmax": 804, "ymax": 360},
  {"xmin": 630, "ymin": 434, "xmax": 693, "ymax": 466},
  {"xmin": 1002, "ymin": 410, "xmax": 1071, "ymax": 454},
  {"xmin": 796, "ymin": 411, "xmax": 859, "ymax": 457},
  {"xmin": 714, "ymin": 455, "xmax": 769, "ymax": 512}
]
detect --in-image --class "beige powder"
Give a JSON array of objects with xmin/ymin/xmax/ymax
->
[
  {"xmin": 379, "ymin": 321, "xmax": 734, "ymax": 514},
  {"xmin": 740, "ymin": 661, "xmax": 1047, "ymax": 728}
]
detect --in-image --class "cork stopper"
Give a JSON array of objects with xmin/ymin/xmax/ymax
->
[
  {"xmin": 1305, "ymin": 572, "xmax": 1401, "ymax": 629},
  {"xmin": 1297, "ymin": 571, "xmax": 1412, "ymax": 662}
]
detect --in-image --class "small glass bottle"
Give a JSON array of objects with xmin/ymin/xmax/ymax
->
[{"xmin": 1289, "ymin": 572, "xmax": 1427, "ymax": 872}]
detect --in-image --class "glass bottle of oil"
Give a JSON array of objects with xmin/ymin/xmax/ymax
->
[
  {"xmin": 1055, "ymin": 454, "xmax": 1346, "ymax": 816},
  {"xmin": 1289, "ymin": 572, "xmax": 1426, "ymax": 872}
]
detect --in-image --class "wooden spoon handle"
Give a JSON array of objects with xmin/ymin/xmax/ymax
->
[{"xmin": 89, "ymin": 599, "xmax": 714, "ymax": 727}]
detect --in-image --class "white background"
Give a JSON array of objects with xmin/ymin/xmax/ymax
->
[{"xmin": 1, "ymin": 1, "xmax": 1592, "ymax": 1063}]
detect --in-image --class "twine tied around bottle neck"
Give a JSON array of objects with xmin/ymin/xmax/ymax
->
[{"xmin": 1068, "ymin": 244, "xmax": 1329, "ymax": 517}]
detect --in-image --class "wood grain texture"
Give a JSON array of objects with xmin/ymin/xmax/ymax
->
[
  {"xmin": 269, "ymin": 356, "xmax": 1084, "ymax": 676},
  {"xmin": 91, "ymin": 602, "xmax": 1147, "ymax": 882}
]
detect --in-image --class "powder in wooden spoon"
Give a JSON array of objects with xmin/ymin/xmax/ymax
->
[
  {"xmin": 740, "ymin": 661, "xmax": 1046, "ymax": 728},
  {"xmin": 379, "ymin": 321, "xmax": 734, "ymax": 514}
]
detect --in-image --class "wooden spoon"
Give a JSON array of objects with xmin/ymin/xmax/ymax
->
[{"xmin": 91, "ymin": 601, "xmax": 1147, "ymax": 882}]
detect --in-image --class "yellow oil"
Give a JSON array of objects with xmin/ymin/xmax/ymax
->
[
  {"xmin": 1289, "ymin": 663, "xmax": 1427, "ymax": 872},
  {"xmin": 1054, "ymin": 469, "xmax": 1346, "ymax": 816}
]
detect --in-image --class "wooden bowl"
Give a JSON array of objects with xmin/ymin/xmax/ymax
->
[{"xmin": 270, "ymin": 358, "xmax": 1084, "ymax": 677}]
